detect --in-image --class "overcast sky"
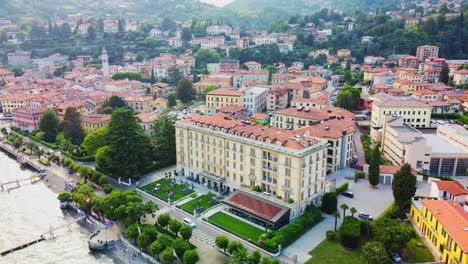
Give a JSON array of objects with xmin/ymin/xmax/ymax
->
[{"xmin": 199, "ymin": 0, "xmax": 234, "ymax": 7}]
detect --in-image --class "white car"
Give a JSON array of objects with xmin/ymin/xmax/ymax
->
[{"xmin": 183, "ymin": 218, "xmax": 196, "ymax": 228}]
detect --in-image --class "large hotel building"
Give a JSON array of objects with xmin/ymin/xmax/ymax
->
[{"xmin": 175, "ymin": 114, "xmax": 330, "ymax": 222}]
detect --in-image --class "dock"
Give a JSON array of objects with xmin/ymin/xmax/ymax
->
[{"xmin": 0, "ymin": 142, "xmax": 43, "ymax": 172}]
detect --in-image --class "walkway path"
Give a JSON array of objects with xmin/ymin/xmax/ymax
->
[{"xmin": 354, "ymin": 128, "xmax": 366, "ymax": 163}]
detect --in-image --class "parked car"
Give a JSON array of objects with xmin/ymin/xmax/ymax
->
[
  {"xmin": 342, "ymin": 191, "xmax": 354, "ymax": 198},
  {"xmin": 183, "ymin": 218, "xmax": 196, "ymax": 228},
  {"xmin": 358, "ymin": 212, "xmax": 374, "ymax": 221},
  {"xmin": 387, "ymin": 249, "xmax": 402, "ymax": 263}
]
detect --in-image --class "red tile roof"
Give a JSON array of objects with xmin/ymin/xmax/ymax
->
[
  {"xmin": 274, "ymin": 107, "xmax": 355, "ymax": 120},
  {"xmin": 207, "ymin": 88, "xmax": 243, "ymax": 97},
  {"xmin": 435, "ymin": 181, "xmax": 468, "ymax": 196},
  {"xmin": 379, "ymin": 165, "xmax": 417, "ymax": 175},
  {"xmin": 422, "ymin": 200, "xmax": 468, "ymax": 253}
]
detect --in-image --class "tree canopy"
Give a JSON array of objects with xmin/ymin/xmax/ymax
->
[
  {"xmin": 368, "ymin": 147, "xmax": 380, "ymax": 187},
  {"xmin": 39, "ymin": 109, "xmax": 61, "ymax": 143},
  {"xmin": 392, "ymin": 163, "xmax": 416, "ymax": 214},
  {"xmin": 63, "ymin": 107, "xmax": 85, "ymax": 145},
  {"xmin": 152, "ymin": 114, "xmax": 177, "ymax": 166},
  {"xmin": 334, "ymin": 86, "xmax": 361, "ymax": 111},
  {"xmin": 195, "ymin": 48, "xmax": 221, "ymax": 70},
  {"xmin": 175, "ymin": 78, "xmax": 195, "ymax": 103},
  {"xmin": 95, "ymin": 108, "xmax": 151, "ymax": 178}
]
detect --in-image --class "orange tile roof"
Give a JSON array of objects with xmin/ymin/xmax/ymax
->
[
  {"xmin": 274, "ymin": 107, "xmax": 355, "ymax": 120},
  {"xmin": 435, "ymin": 181, "xmax": 468, "ymax": 196},
  {"xmin": 81, "ymin": 114, "xmax": 111, "ymax": 124},
  {"xmin": 422, "ymin": 200, "xmax": 468, "ymax": 253},
  {"xmin": 207, "ymin": 88, "xmax": 243, "ymax": 96}
]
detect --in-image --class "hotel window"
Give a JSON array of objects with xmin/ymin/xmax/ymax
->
[
  {"xmin": 429, "ymin": 158, "xmax": 440, "ymax": 176},
  {"xmin": 285, "ymin": 168, "xmax": 291, "ymax": 177},
  {"xmin": 440, "ymin": 158, "xmax": 455, "ymax": 176}
]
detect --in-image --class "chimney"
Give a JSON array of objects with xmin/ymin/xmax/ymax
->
[
  {"xmin": 325, "ymin": 124, "xmax": 330, "ymax": 130},
  {"xmin": 342, "ymin": 129, "xmax": 347, "ymax": 136}
]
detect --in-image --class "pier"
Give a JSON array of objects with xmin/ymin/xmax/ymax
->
[{"xmin": 0, "ymin": 141, "xmax": 43, "ymax": 172}]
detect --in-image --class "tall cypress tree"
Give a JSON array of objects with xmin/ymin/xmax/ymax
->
[
  {"xmin": 368, "ymin": 147, "xmax": 380, "ymax": 187},
  {"xmin": 63, "ymin": 107, "xmax": 85, "ymax": 145},
  {"xmin": 392, "ymin": 163, "xmax": 416, "ymax": 215}
]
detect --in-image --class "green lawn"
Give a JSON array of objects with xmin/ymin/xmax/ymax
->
[
  {"xmin": 141, "ymin": 178, "xmax": 195, "ymax": 202},
  {"xmin": 306, "ymin": 240, "xmax": 366, "ymax": 264},
  {"xmin": 179, "ymin": 193, "xmax": 220, "ymax": 215},
  {"xmin": 406, "ymin": 236, "xmax": 434, "ymax": 263},
  {"xmin": 207, "ymin": 212, "xmax": 265, "ymax": 242}
]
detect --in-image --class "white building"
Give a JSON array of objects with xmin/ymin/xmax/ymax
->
[
  {"xmin": 430, "ymin": 180, "xmax": 468, "ymax": 204},
  {"xmin": 207, "ymin": 25, "xmax": 233, "ymax": 36},
  {"xmin": 253, "ymin": 35, "xmax": 278, "ymax": 45},
  {"xmin": 241, "ymin": 87, "xmax": 269, "ymax": 115}
]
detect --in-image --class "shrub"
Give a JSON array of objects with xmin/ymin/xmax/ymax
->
[
  {"xmin": 354, "ymin": 172, "xmax": 366, "ymax": 182},
  {"xmin": 360, "ymin": 219, "xmax": 371, "ymax": 237},
  {"xmin": 333, "ymin": 183, "xmax": 349, "ymax": 195},
  {"xmin": 326, "ymin": 230, "xmax": 339, "ymax": 241},
  {"xmin": 339, "ymin": 216, "xmax": 361, "ymax": 249},
  {"xmin": 103, "ymin": 185, "xmax": 113, "ymax": 194},
  {"xmin": 321, "ymin": 192, "xmax": 337, "ymax": 214}
]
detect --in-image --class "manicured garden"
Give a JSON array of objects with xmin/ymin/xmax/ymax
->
[
  {"xmin": 207, "ymin": 212, "xmax": 265, "ymax": 242},
  {"xmin": 178, "ymin": 193, "xmax": 220, "ymax": 214},
  {"xmin": 306, "ymin": 240, "xmax": 366, "ymax": 264},
  {"xmin": 141, "ymin": 178, "xmax": 195, "ymax": 202}
]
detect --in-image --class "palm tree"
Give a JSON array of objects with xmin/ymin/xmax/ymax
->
[
  {"xmin": 332, "ymin": 211, "xmax": 340, "ymax": 231},
  {"xmin": 341, "ymin": 203, "xmax": 349, "ymax": 219},
  {"xmin": 350, "ymin": 207, "xmax": 357, "ymax": 217},
  {"xmin": 229, "ymin": 247, "xmax": 249, "ymax": 264}
]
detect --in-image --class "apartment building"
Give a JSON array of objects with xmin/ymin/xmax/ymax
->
[
  {"xmin": 241, "ymin": 87, "xmax": 269, "ymax": 115},
  {"xmin": 81, "ymin": 114, "xmax": 111, "ymax": 133},
  {"xmin": 7, "ymin": 52, "xmax": 31, "ymax": 66},
  {"xmin": 1, "ymin": 94, "xmax": 33, "ymax": 115},
  {"xmin": 416, "ymin": 45, "xmax": 439, "ymax": 61},
  {"xmin": 124, "ymin": 96, "xmax": 153, "ymax": 113},
  {"xmin": 398, "ymin": 55, "xmax": 419, "ymax": 68},
  {"xmin": 206, "ymin": 88, "xmax": 243, "ymax": 110},
  {"xmin": 337, "ymin": 49, "xmax": 351, "ymax": 58},
  {"xmin": 206, "ymin": 25, "xmax": 233, "ymax": 35},
  {"xmin": 175, "ymin": 114, "xmax": 329, "ymax": 221},
  {"xmin": 410, "ymin": 199, "xmax": 468, "ymax": 264},
  {"xmin": 233, "ymin": 70, "xmax": 269, "ymax": 88},
  {"xmin": 371, "ymin": 93, "xmax": 432, "ymax": 128},
  {"xmin": 272, "ymin": 107, "xmax": 355, "ymax": 130},
  {"xmin": 12, "ymin": 106, "xmax": 45, "ymax": 132},
  {"xmin": 454, "ymin": 70, "xmax": 468, "ymax": 85}
]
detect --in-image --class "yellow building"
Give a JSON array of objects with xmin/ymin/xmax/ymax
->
[
  {"xmin": 410, "ymin": 199, "xmax": 468, "ymax": 264},
  {"xmin": 81, "ymin": 114, "xmax": 111, "ymax": 133},
  {"xmin": 337, "ymin": 49, "xmax": 351, "ymax": 58},
  {"xmin": 206, "ymin": 88, "xmax": 243, "ymax": 109},
  {"xmin": 176, "ymin": 114, "xmax": 328, "ymax": 220},
  {"xmin": 124, "ymin": 96, "xmax": 153, "ymax": 113},
  {"xmin": 371, "ymin": 93, "xmax": 432, "ymax": 128},
  {"xmin": 1, "ymin": 94, "xmax": 33, "ymax": 115},
  {"xmin": 152, "ymin": 98, "xmax": 168, "ymax": 110}
]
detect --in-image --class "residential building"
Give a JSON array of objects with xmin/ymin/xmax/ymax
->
[
  {"xmin": 233, "ymin": 70, "xmax": 269, "ymax": 89},
  {"xmin": 175, "ymin": 114, "xmax": 329, "ymax": 222},
  {"xmin": 219, "ymin": 59, "xmax": 240, "ymax": 73},
  {"xmin": 416, "ymin": 45, "xmax": 439, "ymax": 61},
  {"xmin": 241, "ymin": 87, "xmax": 269, "ymax": 115},
  {"xmin": 267, "ymin": 86, "xmax": 289, "ymax": 112},
  {"xmin": 206, "ymin": 88, "xmax": 243, "ymax": 110},
  {"xmin": 243, "ymin": 61, "xmax": 262, "ymax": 71},
  {"xmin": 371, "ymin": 93, "xmax": 432, "ymax": 128},
  {"xmin": 271, "ymin": 107, "xmax": 355, "ymax": 130},
  {"xmin": 12, "ymin": 106, "xmax": 45, "ymax": 132},
  {"xmin": 218, "ymin": 105, "xmax": 250, "ymax": 120},
  {"xmin": 7, "ymin": 52, "xmax": 31, "ymax": 66},
  {"xmin": 168, "ymin": 37, "xmax": 183, "ymax": 48},
  {"xmin": 124, "ymin": 96, "xmax": 153, "ymax": 113},
  {"xmin": 398, "ymin": 55, "xmax": 419, "ymax": 68},
  {"xmin": 430, "ymin": 180, "xmax": 468, "ymax": 204},
  {"xmin": 378, "ymin": 165, "xmax": 417, "ymax": 185},
  {"xmin": 454, "ymin": 70, "xmax": 468, "ymax": 85},
  {"xmin": 31, "ymin": 53, "xmax": 69, "ymax": 69},
  {"xmin": 337, "ymin": 49, "xmax": 351, "ymax": 58},
  {"xmin": 1, "ymin": 94, "xmax": 33, "ymax": 115},
  {"xmin": 253, "ymin": 35, "xmax": 277, "ymax": 45},
  {"xmin": 103, "ymin": 20, "xmax": 119, "ymax": 34},
  {"xmin": 81, "ymin": 114, "xmax": 111, "ymax": 133},
  {"xmin": 150, "ymin": 82, "xmax": 171, "ymax": 98},
  {"xmin": 410, "ymin": 199, "xmax": 468, "ymax": 264},
  {"xmin": 152, "ymin": 98, "xmax": 168, "ymax": 110},
  {"xmin": 206, "ymin": 25, "xmax": 233, "ymax": 35},
  {"xmin": 104, "ymin": 80, "xmax": 141, "ymax": 92},
  {"xmin": 291, "ymin": 98, "xmax": 327, "ymax": 110},
  {"xmin": 137, "ymin": 112, "xmax": 159, "ymax": 135}
]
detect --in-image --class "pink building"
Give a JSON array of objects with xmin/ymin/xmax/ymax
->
[
  {"xmin": 267, "ymin": 86, "xmax": 289, "ymax": 112},
  {"xmin": 12, "ymin": 106, "xmax": 45, "ymax": 132}
]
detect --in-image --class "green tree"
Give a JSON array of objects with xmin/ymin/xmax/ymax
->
[
  {"xmin": 87, "ymin": 26, "xmax": 96, "ymax": 40},
  {"xmin": 167, "ymin": 66, "xmax": 184, "ymax": 86},
  {"xmin": 195, "ymin": 48, "xmax": 221, "ymax": 69},
  {"xmin": 160, "ymin": 247, "xmax": 176, "ymax": 264},
  {"xmin": 181, "ymin": 28, "xmax": 192, "ymax": 42},
  {"xmin": 321, "ymin": 192, "xmax": 337, "ymax": 214},
  {"xmin": 161, "ymin": 18, "xmax": 176, "ymax": 31},
  {"xmin": 39, "ymin": 109, "xmax": 60, "ymax": 143},
  {"xmin": 350, "ymin": 207, "xmax": 357, "ymax": 217},
  {"xmin": 228, "ymin": 247, "xmax": 248, "ymax": 264},
  {"xmin": 335, "ymin": 86, "xmax": 361, "ymax": 111},
  {"xmin": 249, "ymin": 250, "xmax": 262, "ymax": 264},
  {"xmin": 152, "ymin": 114, "xmax": 177, "ymax": 165},
  {"xmin": 126, "ymin": 224, "xmax": 140, "ymax": 243},
  {"xmin": 368, "ymin": 147, "xmax": 380, "ymax": 187},
  {"xmin": 371, "ymin": 218, "xmax": 414, "ymax": 252},
  {"xmin": 167, "ymin": 93, "xmax": 177, "ymax": 107},
  {"xmin": 176, "ymin": 78, "xmax": 195, "ymax": 103},
  {"xmin": 57, "ymin": 192, "xmax": 72, "ymax": 202},
  {"xmin": 106, "ymin": 95, "xmax": 126, "ymax": 108},
  {"xmin": 227, "ymin": 241, "xmax": 244, "ymax": 255},
  {"xmin": 440, "ymin": 63, "xmax": 449, "ymax": 84},
  {"xmin": 392, "ymin": 163, "xmax": 416, "ymax": 214},
  {"xmin": 95, "ymin": 108, "xmax": 151, "ymax": 178},
  {"xmin": 82, "ymin": 126, "xmax": 108, "ymax": 155},
  {"xmin": 158, "ymin": 213, "xmax": 170, "ymax": 230},
  {"xmin": 215, "ymin": 235, "xmax": 229, "ymax": 252},
  {"xmin": 112, "ymin": 72, "xmax": 142, "ymax": 81},
  {"xmin": 169, "ymin": 219, "xmax": 182, "ymax": 235},
  {"xmin": 10, "ymin": 66, "xmax": 24, "ymax": 77},
  {"xmin": 150, "ymin": 240, "xmax": 164, "ymax": 260},
  {"xmin": 183, "ymin": 249, "xmax": 199, "ymax": 264},
  {"xmin": 63, "ymin": 107, "xmax": 85, "ymax": 145},
  {"xmin": 362, "ymin": 241, "xmax": 391, "ymax": 264},
  {"xmin": 179, "ymin": 224, "xmax": 192, "ymax": 240},
  {"xmin": 341, "ymin": 203, "xmax": 349, "ymax": 219},
  {"xmin": 172, "ymin": 237, "xmax": 190, "ymax": 257},
  {"xmin": 332, "ymin": 211, "xmax": 341, "ymax": 231}
]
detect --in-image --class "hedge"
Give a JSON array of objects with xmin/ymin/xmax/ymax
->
[
  {"xmin": 61, "ymin": 150, "xmax": 95, "ymax": 162},
  {"xmin": 63, "ymin": 157, "xmax": 107, "ymax": 186},
  {"xmin": 354, "ymin": 172, "xmax": 366, "ymax": 182},
  {"xmin": 28, "ymin": 135, "xmax": 59, "ymax": 149},
  {"xmin": 332, "ymin": 183, "xmax": 349, "ymax": 195},
  {"xmin": 339, "ymin": 216, "xmax": 361, "ymax": 249},
  {"xmin": 263, "ymin": 205, "xmax": 322, "ymax": 251}
]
